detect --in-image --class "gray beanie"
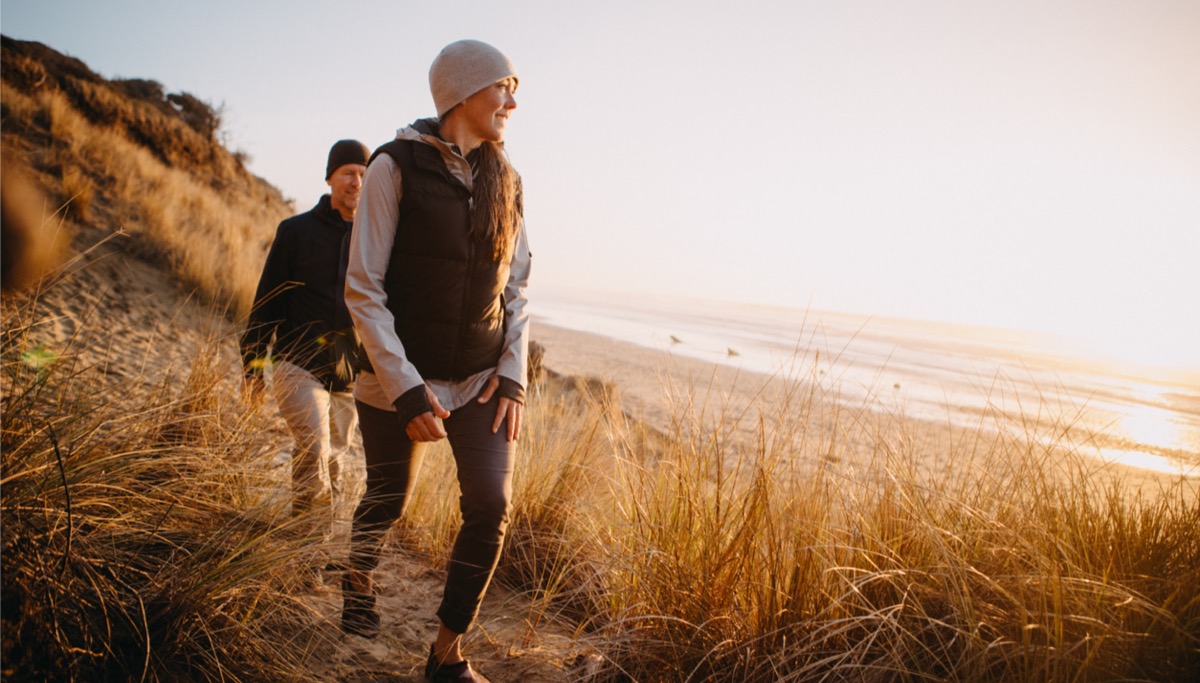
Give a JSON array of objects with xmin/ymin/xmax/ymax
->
[
  {"xmin": 429, "ymin": 39, "xmax": 518, "ymax": 119},
  {"xmin": 326, "ymin": 139, "xmax": 370, "ymax": 179}
]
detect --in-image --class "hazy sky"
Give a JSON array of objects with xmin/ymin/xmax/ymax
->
[{"xmin": 4, "ymin": 0, "xmax": 1198, "ymax": 370}]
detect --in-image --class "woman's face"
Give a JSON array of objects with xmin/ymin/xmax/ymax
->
[{"xmin": 457, "ymin": 77, "xmax": 518, "ymax": 143}]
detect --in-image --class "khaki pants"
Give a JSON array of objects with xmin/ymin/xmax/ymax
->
[{"xmin": 272, "ymin": 360, "xmax": 358, "ymax": 518}]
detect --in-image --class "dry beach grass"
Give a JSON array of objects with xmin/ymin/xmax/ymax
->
[
  {"xmin": 4, "ymin": 36, "xmax": 1199, "ymax": 682},
  {"xmin": 7, "ymin": 262, "xmax": 1199, "ymax": 681},
  {"xmin": 513, "ymin": 325, "xmax": 1200, "ymax": 681}
]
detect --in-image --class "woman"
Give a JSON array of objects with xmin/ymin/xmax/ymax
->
[{"xmin": 342, "ymin": 40, "xmax": 530, "ymax": 683}]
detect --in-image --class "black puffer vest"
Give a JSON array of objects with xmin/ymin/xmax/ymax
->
[{"xmin": 367, "ymin": 136, "xmax": 510, "ymax": 380}]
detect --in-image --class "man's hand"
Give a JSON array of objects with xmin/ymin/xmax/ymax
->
[
  {"xmin": 477, "ymin": 375, "xmax": 523, "ymax": 442},
  {"xmin": 406, "ymin": 386, "xmax": 450, "ymax": 442}
]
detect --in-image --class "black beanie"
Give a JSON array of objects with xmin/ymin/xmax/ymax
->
[{"xmin": 326, "ymin": 139, "xmax": 370, "ymax": 179}]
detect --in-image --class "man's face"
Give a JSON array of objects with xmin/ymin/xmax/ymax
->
[
  {"xmin": 458, "ymin": 77, "xmax": 518, "ymax": 143},
  {"xmin": 327, "ymin": 163, "xmax": 366, "ymax": 220}
]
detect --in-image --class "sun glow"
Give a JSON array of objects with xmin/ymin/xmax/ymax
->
[
  {"xmin": 1118, "ymin": 402, "xmax": 1190, "ymax": 451},
  {"xmin": 1094, "ymin": 392, "xmax": 1200, "ymax": 478},
  {"xmin": 1097, "ymin": 448, "xmax": 1199, "ymax": 478}
]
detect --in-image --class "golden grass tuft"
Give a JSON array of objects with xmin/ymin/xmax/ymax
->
[
  {"xmin": 2, "ymin": 266, "xmax": 338, "ymax": 682},
  {"xmin": 58, "ymin": 169, "xmax": 93, "ymax": 221}
]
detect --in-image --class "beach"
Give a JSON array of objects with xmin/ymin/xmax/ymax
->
[{"xmin": 529, "ymin": 299, "xmax": 1199, "ymax": 501}]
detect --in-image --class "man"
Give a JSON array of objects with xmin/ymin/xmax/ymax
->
[{"xmin": 241, "ymin": 139, "xmax": 370, "ymax": 543}]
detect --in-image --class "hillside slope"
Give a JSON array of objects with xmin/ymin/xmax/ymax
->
[{"xmin": 2, "ymin": 35, "xmax": 291, "ymax": 318}]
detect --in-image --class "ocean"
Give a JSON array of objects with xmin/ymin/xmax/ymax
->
[{"xmin": 530, "ymin": 288, "xmax": 1200, "ymax": 479}]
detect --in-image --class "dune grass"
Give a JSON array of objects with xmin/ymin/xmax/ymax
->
[
  {"xmin": 2, "ymin": 274, "xmax": 339, "ymax": 682},
  {"xmin": 352, "ymin": 353, "xmax": 1198, "ymax": 681},
  {"xmin": 5, "ymin": 247, "xmax": 1199, "ymax": 681},
  {"xmin": 2, "ymin": 36, "xmax": 291, "ymax": 320},
  {"xmin": 2, "ymin": 80, "xmax": 287, "ymax": 318}
]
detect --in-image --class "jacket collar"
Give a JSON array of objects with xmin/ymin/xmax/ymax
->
[
  {"xmin": 397, "ymin": 118, "xmax": 476, "ymax": 192},
  {"xmin": 313, "ymin": 194, "xmax": 351, "ymax": 230}
]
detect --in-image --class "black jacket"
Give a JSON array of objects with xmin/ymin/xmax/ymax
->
[{"xmin": 241, "ymin": 194, "xmax": 363, "ymax": 391}]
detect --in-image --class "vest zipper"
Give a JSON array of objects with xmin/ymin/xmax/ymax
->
[{"xmin": 450, "ymin": 195, "xmax": 475, "ymax": 380}]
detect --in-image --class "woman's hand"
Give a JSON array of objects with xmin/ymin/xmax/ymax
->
[
  {"xmin": 406, "ymin": 386, "xmax": 450, "ymax": 442},
  {"xmin": 477, "ymin": 375, "xmax": 523, "ymax": 442}
]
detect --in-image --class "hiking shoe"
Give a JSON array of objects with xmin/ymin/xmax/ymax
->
[
  {"xmin": 424, "ymin": 643, "xmax": 491, "ymax": 682},
  {"xmin": 340, "ymin": 573, "xmax": 379, "ymax": 638}
]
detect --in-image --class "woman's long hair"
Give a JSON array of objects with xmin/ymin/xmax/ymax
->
[{"xmin": 470, "ymin": 141, "xmax": 522, "ymax": 263}]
